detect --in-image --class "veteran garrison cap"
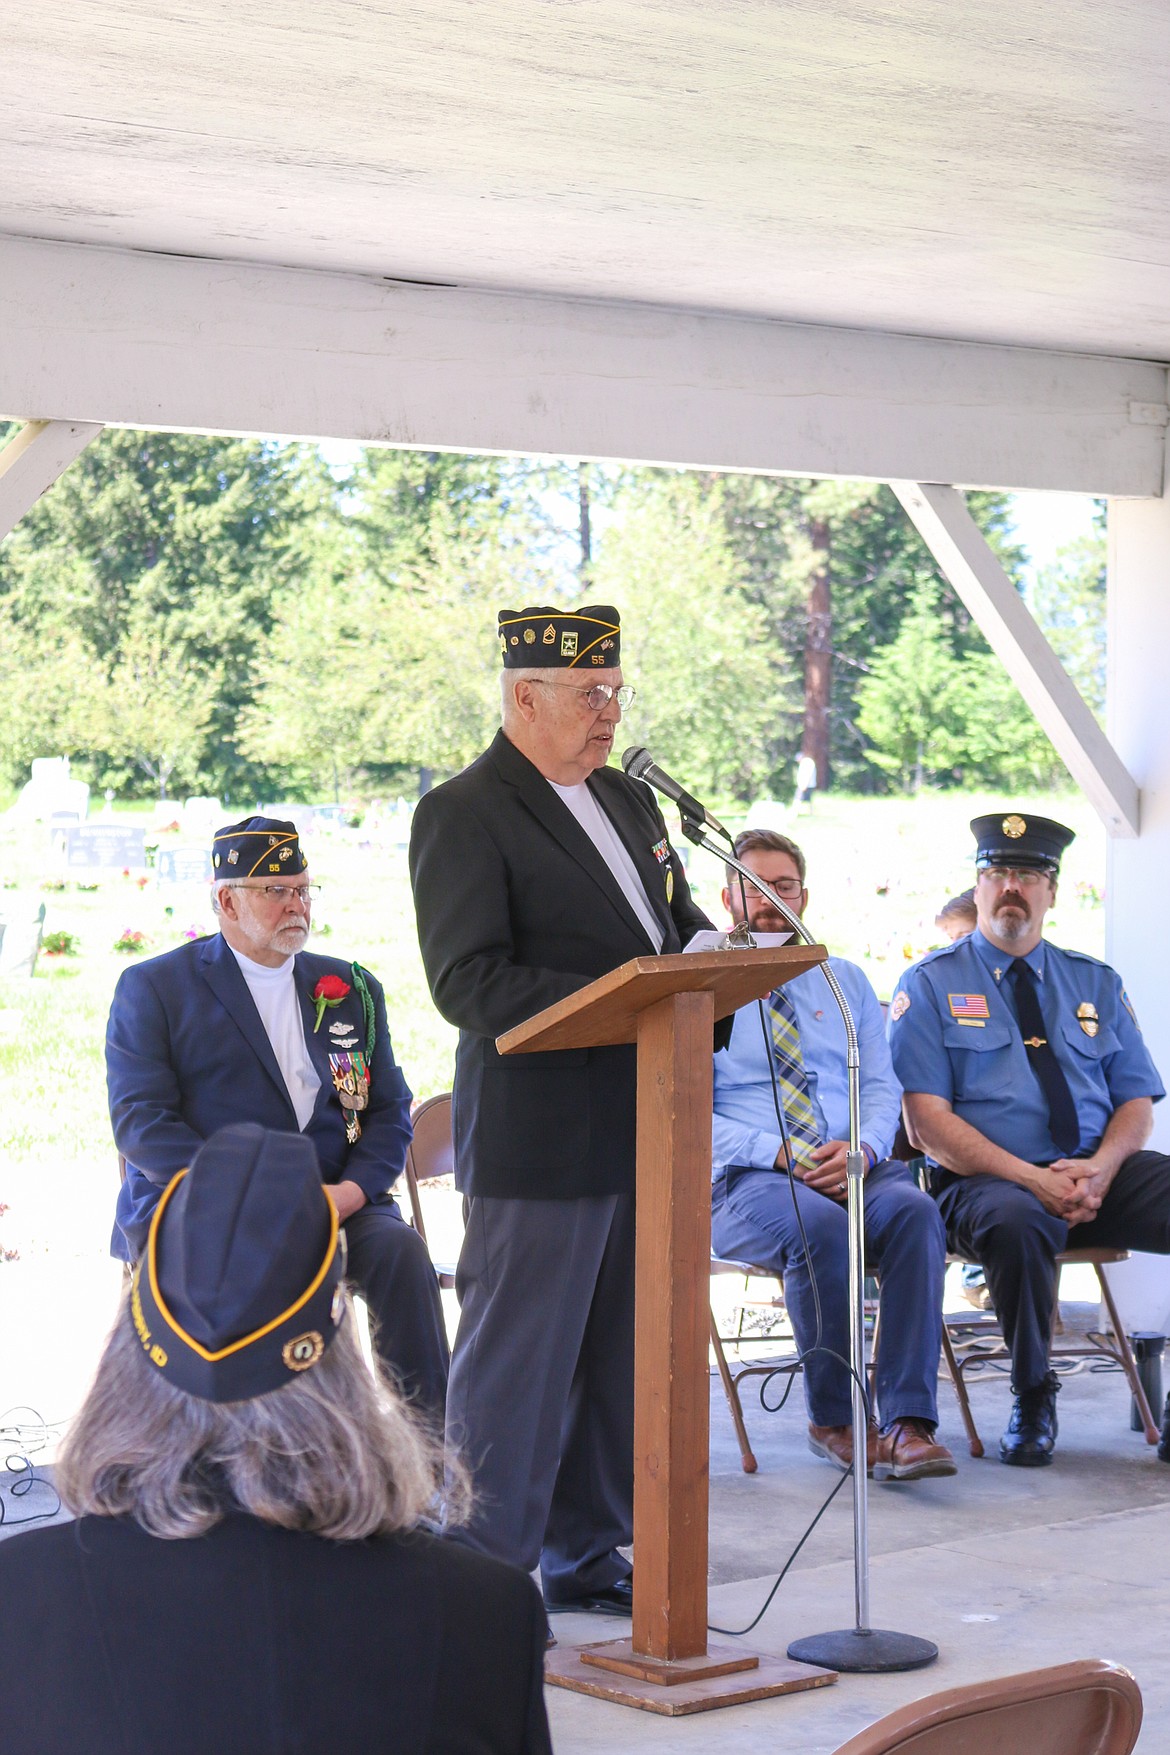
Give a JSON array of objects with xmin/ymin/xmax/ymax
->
[
  {"xmin": 212, "ymin": 814, "xmax": 308, "ymax": 878},
  {"xmin": 971, "ymin": 812, "xmax": 1075, "ymax": 873},
  {"xmin": 498, "ymin": 604, "xmax": 621, "ymax": 669},
  {"xmin": 131, "ymin": 1124, "xmax": 346, "ymax": 1403}
]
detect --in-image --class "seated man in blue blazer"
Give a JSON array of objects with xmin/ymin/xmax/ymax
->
[{"xmin": 106, "ymin": 815, "xmax": 448, "ymax": 1413}]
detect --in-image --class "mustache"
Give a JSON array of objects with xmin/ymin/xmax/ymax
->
[{"xmin": 994, "ymin": 892, "xmax": 1029, "ymax": 911}]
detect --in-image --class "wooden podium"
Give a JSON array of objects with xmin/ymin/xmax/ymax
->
[{"xmin": 497, "ymin": 947, "xmax": 840, "ymax": 1715}]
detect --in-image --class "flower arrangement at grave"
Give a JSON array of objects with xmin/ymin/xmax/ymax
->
[
  {"xmin": 42, "ymin": 930, "xmax": 79, "ymax": 957},
  {"xmin": 113, "ymin": 928, "xmax": 148, "ymax": 954}
]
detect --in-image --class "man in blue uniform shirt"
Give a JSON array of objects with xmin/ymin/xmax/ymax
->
[
  {"xmin": 712, "ymin": 830, "xmax": 956, "ymax": 1481},
  {"xmin": 889, "ymin": 811, "xmax": 1170, "ymax": 1466}
]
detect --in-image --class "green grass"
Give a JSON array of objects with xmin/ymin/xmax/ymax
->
[{"xmin": 0, "ymin": 789, "xmax": 1104, "ymax": 1253}]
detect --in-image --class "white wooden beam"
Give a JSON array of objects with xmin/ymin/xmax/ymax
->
[
  {"xmin": 0, "ymin": 235, "xmax": 1165, "ymax": 496},
  {"xmin": 890, "ymin": 481, "xmax": 1140, "ymax": 839},
  {"xmin": 0, "ymin": 418, "xmax": 104, "ymax": 541}
]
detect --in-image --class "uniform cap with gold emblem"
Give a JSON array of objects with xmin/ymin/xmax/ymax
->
[
  {"xmin": 497, "ymin": 604, "xmax": 621, "ymax": 669},
  {"xmin": 131, "ymin": 1123, "xmax": 346, "ymax": 1403},
  {"xmin": 211, "ymin": 815, "xmax": 308, "ymax": 877},
  {"xmin": 970, "ymin": 812, "xmax": 1075, "ymax": 874}
]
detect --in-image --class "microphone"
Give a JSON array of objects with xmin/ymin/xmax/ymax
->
[{"xmin": 621, "ymin": 747, "xmax": 732, "ymax": 843}]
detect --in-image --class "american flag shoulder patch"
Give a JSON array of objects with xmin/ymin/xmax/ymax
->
[{"xmin": 948, "ymin": 992, "xmax": 990, "ymax": 1023}]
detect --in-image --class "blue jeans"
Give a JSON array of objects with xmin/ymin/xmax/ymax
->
[{"xmin": 712, "ymin": 1160, "xmax": 947, "ymax": 1429}]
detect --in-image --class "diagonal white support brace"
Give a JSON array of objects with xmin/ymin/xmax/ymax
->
[
  {"xmin": 890, "ymin": 481, "xmax": 1139, "ymax": 839},
  {"xmin": 0, "ymin": 418, "xmax": 104, "ymax": 541}
]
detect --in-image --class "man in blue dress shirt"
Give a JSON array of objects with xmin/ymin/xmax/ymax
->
[
  {"xmin": 712, "ymin": 830, "xmax": 956, "ymax": 1481},
  {"xmin": 889, "ymin": 811, "xmax": 1170, "ymax": 1467}
]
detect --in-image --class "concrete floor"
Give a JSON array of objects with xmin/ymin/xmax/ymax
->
[{"xmin": 547, "ymin": 1340, "xmax": 1170, "ymax": 1753}]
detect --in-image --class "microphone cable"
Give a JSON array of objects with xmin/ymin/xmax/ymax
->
[{"xmin": 0, "ymin": 1407, "xmax": 63, "ymax": 1530}]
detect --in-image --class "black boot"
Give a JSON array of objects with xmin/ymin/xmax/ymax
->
[
  {"xmin": 1159, "ymin": 1393, "xmax": 1170, "ymax": 1465},
  {"xmin": 1000, "ymin": 1370, "xmax": 1060, "ymax": 1467}
]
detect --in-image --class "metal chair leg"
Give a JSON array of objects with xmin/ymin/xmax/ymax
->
[
  {"xmin": 941, "ymin": 1321, "xmax": 985, "ymax": 1458},
  {"xmin": 1095, "ymin": 1264, "xmax": 1160, "ymax": 1443},
  {"xmin": 709, "ymin": 1306, "xmax": 758, "ymax": 1474}
]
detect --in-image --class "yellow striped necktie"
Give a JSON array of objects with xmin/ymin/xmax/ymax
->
[{"xmin": 767, "ymin": 987, "xmax": 823, "ymax": 1164}]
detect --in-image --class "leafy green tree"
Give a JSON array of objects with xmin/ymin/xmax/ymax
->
[
  {"xmin": 97, "ymin": 607, "xmax": 220, "ymax": 798},
  {"xmin": 0, "ymin": 619, "xmax": 109, "ymax": 788},
  {"xmin": 591, "ymin": 475, "xmax": 777, "ymax": 799},
  {"xmin": 854, "ymin": 585, "xmax": 969, "ymax": 790},
  {"xmin": 1028, "ymin": 520, "xmax": 1106, "ymax": 719},
  {"xmin": 717, "ymin": 477, "xmax": 1026, "ymax": 794},
  {"xmin": 857, "ymin": 582, "xmax": 1067, "ymax": 793},
  {"xmin": 0, "ymin": 431, "xmax": 329, "ymax": 798}
]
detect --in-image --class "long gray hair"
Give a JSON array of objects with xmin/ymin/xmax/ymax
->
[{"xmin": 56, "ymin": 1291, "xmax": 466, "ymax": 1541}]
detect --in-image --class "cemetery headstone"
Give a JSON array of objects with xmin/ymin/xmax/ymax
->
[
  {"xmin": 64, "ymin": 825, "xmax": 147, "ymax": 870},
  {"xmin": 157, "ymin": 846, "xmax": 213, "ymax": 885}
]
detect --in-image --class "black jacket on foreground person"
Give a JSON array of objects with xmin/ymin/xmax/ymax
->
[
  {"xmin": 409, "ymin": 729, "xmax": 714, "ymax": 1200},
  {"xmin": 0, "ymin": 1512, "xmax": 552, "ymax": 1755}
]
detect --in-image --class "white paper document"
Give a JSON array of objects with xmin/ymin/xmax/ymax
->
[{"xmin": 682, "ymin": 930, "xmax": 793, "ymax": 952}]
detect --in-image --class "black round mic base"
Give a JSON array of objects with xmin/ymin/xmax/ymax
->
[{"xmin": 787, "ymin": 1628, "xmax": 939, "ymax": 1673}]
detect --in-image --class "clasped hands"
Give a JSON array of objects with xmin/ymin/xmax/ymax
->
[
  {"xmin": 775, "ymin": 1138, "xmax": 867, "ymax": 1203},
  {"xmin": 1031, "ymin": 1156, "xmax": 1113, "ymax": 1225}
]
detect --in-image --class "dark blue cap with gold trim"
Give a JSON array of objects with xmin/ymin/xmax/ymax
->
[
  {"xmin": 971, "ymin": 812, "xmax": 1075, "ymax": 873},
  {"xmin": 212, "ymin": 815, "xmax": 308, "ymax": 878},
  {"xmin": 498, "ymin": 604, "xmax": 621, "ymax": 669},
  {"xmin": 131, "ymin": 1124, "xmax": 346, "ymax": 1403}
]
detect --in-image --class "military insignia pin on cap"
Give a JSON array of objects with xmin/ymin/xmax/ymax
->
[
  {"xmin": 131, "ymin": 1124, "xmax": 346, "ymax": 1403},
  {"xmin": 497, "ymin": 605, "xmax": 621, "ymax": 669},
  {"xmin": 969, "ymin": 812, "xmax": 1075, "ymax": 874}
]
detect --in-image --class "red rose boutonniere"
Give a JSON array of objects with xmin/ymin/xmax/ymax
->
[{"xmin": 310, "ymin": 973, "xmax": 351, "ymax": 1032}]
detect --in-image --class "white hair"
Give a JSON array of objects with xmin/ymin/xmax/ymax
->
[
  {"xmin": 499, "ymin": 666, "xmax": 562, "ymax": 725},
  {"xmin": 56, "ymin": 1290, "xmax": 468, "ymax": 1541}
]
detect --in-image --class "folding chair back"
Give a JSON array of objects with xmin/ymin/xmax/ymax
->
[
  {"xmin": 402, "ymin": 1092, "xmax": 457, "ymax": 1283},
  {"xmin": 830, "ymin": 1657, "xmax": 1142, "ymax": 1755}
]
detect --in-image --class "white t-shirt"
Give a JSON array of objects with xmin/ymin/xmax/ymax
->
[
  {"xmin": 547, "ymin": 780, "xmax": 665, "ymax": 951},
  {"xmin": 227, "ymin": 942, "xmax": 321, "ymax": 1130}
]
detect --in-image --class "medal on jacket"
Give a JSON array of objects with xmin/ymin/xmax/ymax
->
[
  {"xmin": 1076, "ymin": 1001, "xmax": 1099, "ymax": 1038},
  {"xmin": 329, "ymin": 1050, "xmax": 370, "ymax": 1144}
]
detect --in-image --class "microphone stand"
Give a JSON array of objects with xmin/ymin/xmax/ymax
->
[{"xmin": 680, "ymin": 811, "xmax": 937, "ymax": 1673}]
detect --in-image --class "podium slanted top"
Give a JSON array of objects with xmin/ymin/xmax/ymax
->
[{"xmin": 497, "ymin": 946, "xmax": 827, "ymax": 1055}]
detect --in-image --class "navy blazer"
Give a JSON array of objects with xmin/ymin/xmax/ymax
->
[
  {"xmin": 107, "ymin": 934, "xmax": 412, "ymax": 1259},
  {"xmin": 409, "ymin": 730, "xmax": 715, "ymax": 1200}
]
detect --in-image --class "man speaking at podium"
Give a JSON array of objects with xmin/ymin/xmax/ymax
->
[{"xmin": 410, "ymin": 605, "xmax": 716, "ymax": 1621}]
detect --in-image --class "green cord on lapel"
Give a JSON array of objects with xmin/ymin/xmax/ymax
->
[{"xmin": 351, "ymin": 962, "xmax": 376, "ymax": 1061}]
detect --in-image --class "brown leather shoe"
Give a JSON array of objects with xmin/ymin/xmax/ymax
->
[
  {"xmin": 807, "ymin": 1419, "xmax": 878, "ymax": 1474},
  {"xmin": 874, "ymin": 1417, "xmax": 957, "ymax": 1481}
]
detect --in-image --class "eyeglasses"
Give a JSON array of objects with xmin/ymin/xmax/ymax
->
[
  {"xmin": 979, "ymin": 866, "xmax": 1049, "ymax": 888},
  {"xmin": 224, "ymin": 883, "xmax": 321, "ymax": 905},
  {"xmin": 755, "ymin": 878, "xmax": 805, "ymax": 899},
  {"xmin": 539, "ymin": 681, "xmax": 636, "ymax": 712}
]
